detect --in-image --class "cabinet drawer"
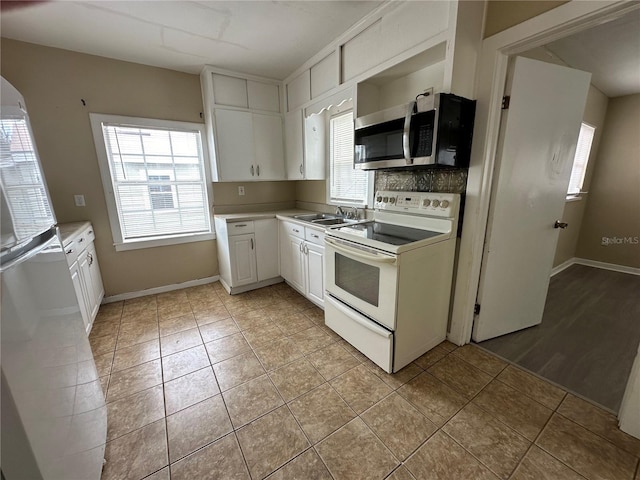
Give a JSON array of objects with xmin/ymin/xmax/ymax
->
[
  {"xmin": 84, "ymin": 227, "xmax": 96, "ymax": 244},
  {"xmin": 65, "ymin": 240, "xmax": 80, "ymax": 266},
  {"xmin": 305, "ymin": 227, "xmax": 324, "ymax": 245},
  {"xmin": 228, "ymin": 221, "xmax": 255, "ymax": 235},
  {"xmin": 282, "ymin": 221, "xmax": 304, "ymax": 239}
]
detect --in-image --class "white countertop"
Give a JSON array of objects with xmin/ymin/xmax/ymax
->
[
  {"xmin": 58, "ymin": 221, "xmax": 92, "ymax": 247},
  {"xmin": 214, "ymin": 209, "xmax": 330, "ymax": 231}
]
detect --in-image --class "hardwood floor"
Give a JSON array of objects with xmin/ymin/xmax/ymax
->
[{"xmin": 479, "ymin": 264, "xmax": 640, "ymax": 412}]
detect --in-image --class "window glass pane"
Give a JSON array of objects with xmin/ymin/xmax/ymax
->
[
  {"xmin": 101, "ymin": 122, "xmax": 210, "ymax": 241},
  {"xmin": 330, "ymin": 111, "xmax": 369, "ymax": 205},
  {"xmin": 567, "ymin": 123, "xmax": 595, "ymax": 195}
]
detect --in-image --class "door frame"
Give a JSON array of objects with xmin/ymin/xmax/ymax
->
[{"xmin": 449, "ymin": 0, "xmax": 640, "ymax": 346}]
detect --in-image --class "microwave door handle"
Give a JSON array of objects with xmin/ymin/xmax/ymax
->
[{"xmin": 402, "ymin": 101, "xmax": 415, "ymax": 165}]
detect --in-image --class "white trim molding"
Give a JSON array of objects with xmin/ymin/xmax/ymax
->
[
  {"xmin": 552, "ymin": 257, "xmax": 640, "ymax": 277},
  {"xmin": 102, "ymin": 275, "xmax": 220, "ymax": 303}
]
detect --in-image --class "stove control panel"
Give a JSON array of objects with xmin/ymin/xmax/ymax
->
[{"xmin": 375, "ymin": 191, "xmax": 460, "ymax": 218}]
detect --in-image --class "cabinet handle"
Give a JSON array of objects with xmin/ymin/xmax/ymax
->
[
  {"xmin": 293, "ymin": 228, "xmax": 299, "ymax": 233},
  {"xmin": 88, "ymin": 230, "xmax": 93, "ymax": 235},
  {"xmin": 66, "ymin": 248, "xmax": 74, "ymax": 255},
  {"xmin": 78, "ymin": 238, "xmax": 84, "ymax": 243},
  {"xmin": 250, "ymin": 165, "xmax": 254, "ymax": 176},
  {"xmin": 299, "ymin": 164, "xmax": 303, "ymax": 175},
  {"xmin": 250, "ymin": 238, "xmax": 254, "ymax": 250},
  {"xmin": 311, "ymin": 233, "xmax": 319, "ymax": 238},
  {"xmin": 87, "ymin": 253, "xmax": 93, "ymax": 266},
  {"xmin": 256, "ymin": 165, "xmax": 260, "ymax": 176},
  {"xmin": 235, "ymin": 224, "xmax": 247, "ymax": 228},
  {"xmin": 304, "ymin": 244, "xmax": 309, "ymax": 255},
  {"xmin": 299, "ymin": 242, "xmax": 304, "ymax": 253}
]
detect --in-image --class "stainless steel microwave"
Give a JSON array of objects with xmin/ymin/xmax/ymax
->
[{"xmin": 354, "ymin": 93, "xmax": 476, "ymax": 170}]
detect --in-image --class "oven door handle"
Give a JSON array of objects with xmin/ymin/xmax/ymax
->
[
  {"xmin": 325, "ymin": 238, "xmax": 397, "ymax": 265},
  {"xmin": 402, "ymin": 101, "xmax": 415, "ymax": 165}
]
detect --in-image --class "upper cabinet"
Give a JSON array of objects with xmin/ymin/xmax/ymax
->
[
  {"xmin": 201, "ymin": 67, "xmax": 285, "ymax": 182},
  {"xmin": 202, "ymin": 1, "xmax": 483, "ymax": 183}
]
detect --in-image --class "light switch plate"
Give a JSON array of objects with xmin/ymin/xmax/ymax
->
[
  {"xmin": 238, "ymin": 186, "xmax": 245, "ymax": 196},
  {"xmin": 74, "ymin": 194, "xmax": 86, "ymax": 207}
]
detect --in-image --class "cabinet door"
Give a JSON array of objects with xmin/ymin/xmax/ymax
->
[
  {"xmin": 214, "ymin": 109, "xmax": 255, "ymax": 181},
  {"xmin": 285, "ymin": 109, "xmax": 304, "ymax": 180},
  {"xmin": 253, "ymin": 113, "xmax": 285, "ymax": 180},
  {"xmin": 87, "ymin": 243, "xmax": 104, "ymax": 312},
  {"xmin": 229, "ymin": 233, "xmax": 258, "ymax": 287},
  {"xmin": 247, "ymin": 81, "xmax": 280, "ymax": 113},
  {"xmin": 254, "ymin": 219, "xmax": 279, "ymax": 282},
  {"xmin": 283, "ymin": 235, "xmax": 305, "ymax": 293},
  {"xmin": 70, "ymin": 262, "xmax": 91, "ymax": 333},
  {"xmin": 212, "ymin": 74, "xmax": 248, "ymax": 108},
  {"xmin": 287, "ymin": 70, "xmax": 311, "ymax": 111},
  {"xmin": 304, "ymin": 113, "xmax": 327, "ymax": 180},
  {"xmin": 78, "ymin": 252, "xmax": 97, "ymax": 326},
  {"xmin": 305, "ymin": 242, "xmax": 325, "ymax": 306}
]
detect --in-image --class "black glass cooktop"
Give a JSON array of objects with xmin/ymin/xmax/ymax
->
[{"xmin": 335, "ymin": 221, "xmax": 441, "ymax": 246}]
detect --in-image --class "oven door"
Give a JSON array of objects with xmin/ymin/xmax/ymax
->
[{"xmin": 324, "ymin": 237, "xmax": 398, "ymax": 329}]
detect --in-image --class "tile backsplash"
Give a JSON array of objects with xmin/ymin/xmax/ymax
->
[{"xmin": 375, "ymin": 168, "xmax": 468, "ymax": 194}]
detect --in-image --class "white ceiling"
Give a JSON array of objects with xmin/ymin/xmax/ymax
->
[
  {"xmin": 0, "ymin": 1, "xmax": 382, "ymax": 80},
  {"xmin": 545, "ymin": 9, "xmax": 640, "ymax": 98}
]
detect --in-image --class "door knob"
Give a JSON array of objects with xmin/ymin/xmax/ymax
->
[{"xmin": 554, "ymin": 220, "xmax": 568, "ymax": 229}]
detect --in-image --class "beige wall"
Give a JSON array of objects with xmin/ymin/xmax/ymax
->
[
  {"xmin": 553, "ymin": 85, "xmax": 609, "ymax": 267},
  {"xmin": 575, "ymin": 94, "xmax": 640, "ymax": 268},
  {"xmin": 212, "ymin": 181, "xmax": 296, "ymax": 214},
  {"xmin": 295, "ymin": 180, "xmax": 327, "ymax": 205},
  {"xmin": 484, "ymin": 1, "xmax": 569, "ymax": 38}
]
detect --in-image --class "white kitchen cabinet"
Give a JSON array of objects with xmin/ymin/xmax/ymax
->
[
  {"xmin": 228, "ymin": 233, "xmax": 258, "ymax": 287},
  {"xmin": 279, "ymin": 220, "xmax": 325, "ymax": 307},
  {"xmin": 286, "ymin": 70, "xmax": 311, "ymax": 112},
  {"xmin": 284, "ymin": 109, "xmax": 304, "ymax": 180},
  {"xmin": 213, "ymin": 109, "xmax": 285, "ymax": 181},
  {"xmin": 60, "ymin": 222, "xmax": 104, "ymax": 335},
  {"xmin": 215, "ymin": 216, "xmax": 281, "ymax": 294},
  {"xmin": 212, "ymin": 74, "xmax": 249, "ymax": 108},
  {"xmin": 310, "ymin": 52, "xmax": 338, "ymax": 99},
  {"xmin": 247, "ymin": 80, "xmax": 280, "ymax": 113}
]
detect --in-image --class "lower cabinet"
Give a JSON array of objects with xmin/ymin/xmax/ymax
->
[
  {"xmin": 215, "ymin": 217, "xmax": 280, "ymax": 294},
  {"xmin": 62, "ymin": 222, "xmax": 104, "ymax": 335},
  {"xmin": 279, "ymin": 220, "xmax": 325, "ymax": 307}
]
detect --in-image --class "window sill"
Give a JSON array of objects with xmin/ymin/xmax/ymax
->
[
  {"xmin": 115, "ymin": 232, "xmax": 216, "ymax": 252},
  {"xmin": 565, "ymin": 195, "xmax": 583, "ymax": 203}
]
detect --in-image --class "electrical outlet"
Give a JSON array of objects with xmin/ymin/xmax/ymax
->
[
  {"xmin": 238, "ymin": 186, "xmax": 245, "ymax": 196},
  {"xmin": 74, "ymin": 194, "xmax": 86, "ymax": 207}
]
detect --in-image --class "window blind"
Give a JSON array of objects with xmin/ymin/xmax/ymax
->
[
  {"xmin": 101, "ymin": 123, "xmax": 210, "ymax": 240},
  {"xmin": 0, "ymin": 118, "xmax": 55, "ymax": 238},
  {"xmin": 329, "ymin": 111, "xmax": 368, "ymax": 205},
  {"xmin": 567, "ymin": 123, "xmax": 595, "ymax": 196}
]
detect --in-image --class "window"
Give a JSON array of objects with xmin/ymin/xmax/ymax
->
[
  {"xmin": 328, "ymin": 110, "xmax": 372, "ymax": 206},
  {"xmin": 567, "ymin": 122, "xmax": 595, "ymax": 197},
  {"xmin": 90, "ymin": 114, "xmax": 214, "ymax": 251}
]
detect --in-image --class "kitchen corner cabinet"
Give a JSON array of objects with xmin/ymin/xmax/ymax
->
[
  {"xmin": 201, "ymin": 67, "xmax": 286, "ymax": 182},
  {"xmin": 279, "ymin": 220, "xmax": 325, "ymax": 307},
  {"xmin": 215, "ymin": 217, "xmax": 281, "ymax": 294},
  {"xmin": 60, "ymin": 222, "xmax": 104, "ymax": 335},
  {"xmin": 284, "ymin": 109, "xmax": 326, "ymax": 180}
]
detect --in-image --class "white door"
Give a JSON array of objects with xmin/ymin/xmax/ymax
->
[
  {"xmin": 473, "ymin": 57, "xmax": 591, "ymax": 342},
  {"xmin": 229, "ymin": 233, "xmax": 258, "ymax": 287},
  {"xmin": 253, "ymin": 113, "xmax": 285, "ymax": 180},
  {"xmin": 305, "ymin": 242, "xmax": 325, "ymax": 306},
  {"xmin": 254, "ymin": 219, "xmax": 279, "ymax": 281},
  {"xmin": 214, "ymin": 109, "xmax": 254, "ymax": 181}
]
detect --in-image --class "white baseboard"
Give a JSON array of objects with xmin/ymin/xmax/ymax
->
[
  {"xmin": 102, "ymin": 275, "xmax": 220, "ymax": 303},
  {"xmin": 551, "ymin": 257, "xmax": 640, "ymax": 277}
]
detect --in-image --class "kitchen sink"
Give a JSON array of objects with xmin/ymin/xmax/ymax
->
[
  {"xmin": 311, "ymin": 218, "xmax": 347, "ymax": 226},
  {"xmin": 293, "ymin": 213, "xmax": 340, "ymax": 222}
]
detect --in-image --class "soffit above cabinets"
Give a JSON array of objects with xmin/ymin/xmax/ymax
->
[
  {"xmin": 0, "ymin": 1, "xmax": 383, "ymax": 79},
  {"xmin": 545, "ymin": 8, "xmax": 640, "ymax": 98}
]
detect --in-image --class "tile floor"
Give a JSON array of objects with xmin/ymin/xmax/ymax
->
[{"xmin": 90, "ymin": 282, "xmax": 640, "ymax": 480}]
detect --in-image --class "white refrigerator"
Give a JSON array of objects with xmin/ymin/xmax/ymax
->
[{"xmin": 0, "ymin": 77, "xmax": 107, "ymax": 479}]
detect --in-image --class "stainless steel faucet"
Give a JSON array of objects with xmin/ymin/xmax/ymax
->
[{"xmin": 335, "ymin": 206, "xmax": 345, "ymax": 217}]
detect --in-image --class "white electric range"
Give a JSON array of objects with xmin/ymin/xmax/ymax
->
[{"xmin": 324, "ymin": 190, "xmax": 461, "ymax": 373}]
